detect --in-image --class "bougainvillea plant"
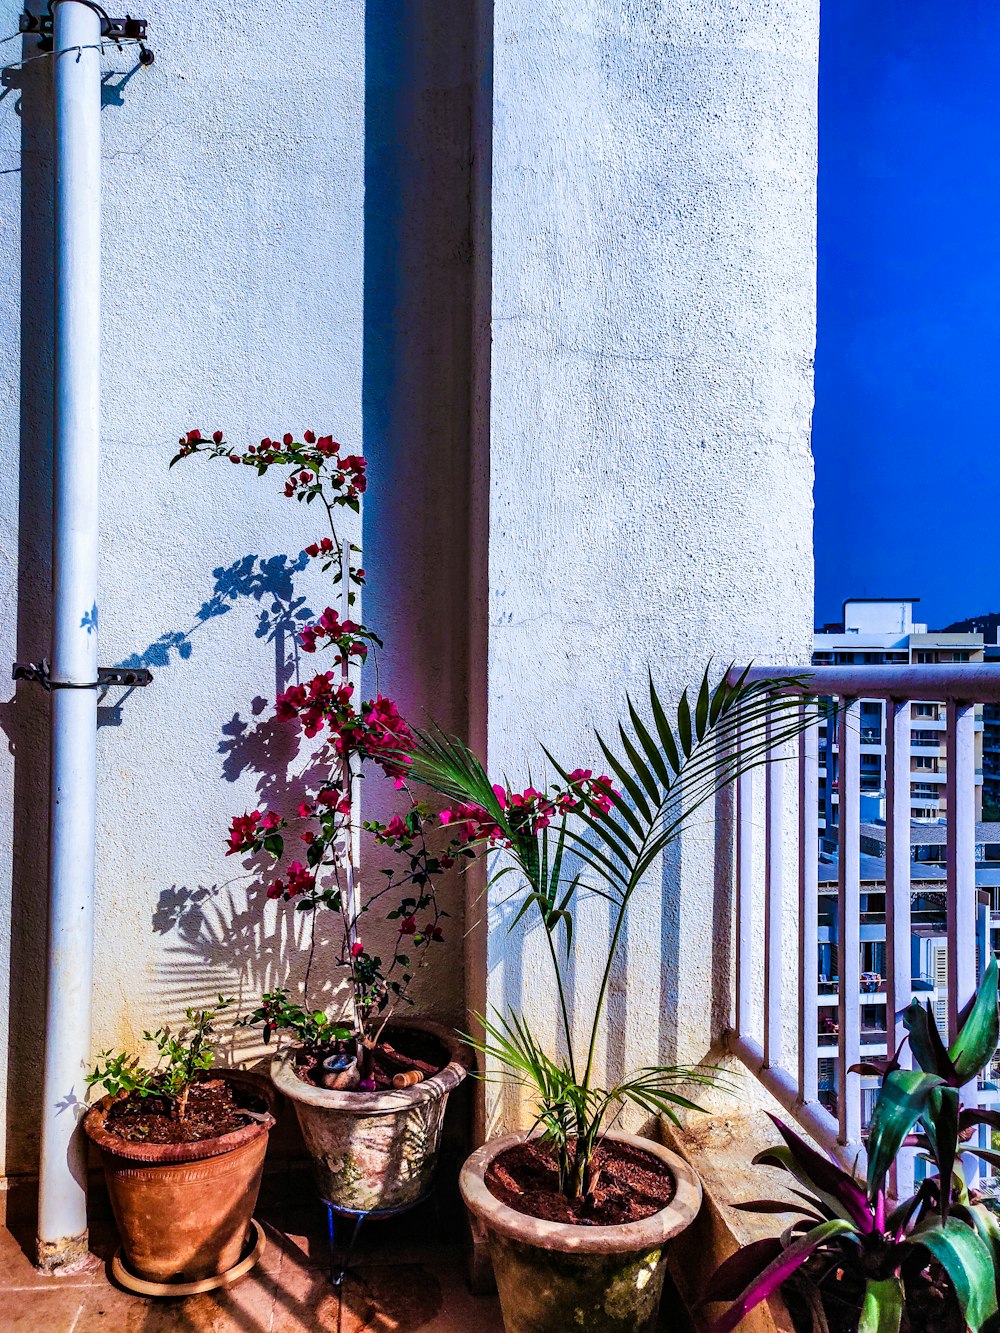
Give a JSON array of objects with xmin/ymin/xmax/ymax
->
[{"xmin": 170, "ymin": 428, "xmax": 476, "ymax": 1084}]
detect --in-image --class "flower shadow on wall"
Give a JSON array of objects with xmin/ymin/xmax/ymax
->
[{"xmin": 112, "ymin": 548, "xmax": 331, "ymax": 1030}]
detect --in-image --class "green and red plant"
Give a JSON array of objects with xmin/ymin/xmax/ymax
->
[
  {"xmin": 170, "ymin": 429, "xmax": 475, "ymax": 1083},
  {"xmin": 705, "ymin": 959, "xmax": 1000, "ymax": 1333}
]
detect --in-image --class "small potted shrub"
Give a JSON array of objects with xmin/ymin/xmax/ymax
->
[
  {"xmin": 84, "ymin": 997, "xmax": 276, "ymax": 1289},
  {"xmin": 412, "ymin": 665, "xmax": 818, "ymax": 1333},
  {"xmin": 171, "ymin": 429, "xmax": 473, "ymax": 1214},
  {"xmin": 706, "ymin": 959, "xmax": 1000, "ymax": 1333}
]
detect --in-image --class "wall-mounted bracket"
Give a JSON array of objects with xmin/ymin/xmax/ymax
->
[
  {"xmin": 20, "ymin": 9, "xmax": 152, "ymax": 61},
  {"xmin": 13, "ymin": 660, "xmax": 153, "ymax": 691}
]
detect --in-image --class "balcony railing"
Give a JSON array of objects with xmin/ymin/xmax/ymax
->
[{"xmin": 724, "ymin": 663, "xmax": 1000, "ymax": 1188}]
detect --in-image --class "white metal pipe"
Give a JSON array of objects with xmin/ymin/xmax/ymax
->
[{"xmin": 37, "ymin": 0, "xmax": 103, "ymax": 1270}]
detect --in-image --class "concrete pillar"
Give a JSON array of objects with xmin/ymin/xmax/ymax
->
[{"xmin": 482, "ymin": 0, "xmax": 819, "ymax": 1132}]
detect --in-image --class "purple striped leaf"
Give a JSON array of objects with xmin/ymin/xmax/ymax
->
[
  {"xmin": 706, "ymin": 1239, "xmax": 783, "ymax": 1302},
  {"xmin": 766, "ymin": 1115, "xmax": 874, "ymax": 1233},
  {"xmin": 707, "ymin": 1219, "xmax": 858, "ymax": 1333}
]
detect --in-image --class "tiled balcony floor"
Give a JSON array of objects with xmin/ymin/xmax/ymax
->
[{"xmin": 0, "ymin": 1165, "xmax": 694, "ymax": 1332}]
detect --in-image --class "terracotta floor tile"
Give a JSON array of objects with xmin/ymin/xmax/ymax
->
[
  {"xmin": 4, "ymin": 1287, "xmax": 89, "ymax": 1331},
  {"xmin": 0, "ymin": 1202, "xmax": 690, "ymax": 1331}
]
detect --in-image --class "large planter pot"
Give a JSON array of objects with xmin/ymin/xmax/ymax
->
[
  {"xmin": 461, "ymin": 1131, "xmax": 703, "ymax": 1333},
  {"xmin": 83, "ymin": 1069, "xmax": 276, "ymax": 1284},
  {"xmin": 271, "ymin": 1018, "xmax": 468, "ymax": 1213}
]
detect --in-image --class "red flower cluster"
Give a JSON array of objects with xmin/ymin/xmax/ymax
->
[
  {"xmin": 298, "ymin": 607, "xmax": 368, "ymax": 661},
  {"xmin": 266, "ymin": 859, "xmax": 315, "ymax": 901},
  {"xmin": 438, "ymin": 772, "xmax": 616, "ymax": 843},
  {"xmin": 227, "ymin": 808, "xmax": 281, "ymax": 855},
  {"xmin": 304, "ymin": 537, "xmax": 335, "ymax": 559},
  {"xmin": 275, "ymin": 673, "xmax": 355, "ymax": 738},
  {"xmin": 351, "ymin": 695, "xmax": 414, "ymax": 778}
]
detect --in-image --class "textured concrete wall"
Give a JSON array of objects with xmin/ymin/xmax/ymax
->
[
  {"xmin": 484, "ymin": 0, "xmax": 819, "ymax": 1131},
  {"xmin": 0, "ymin": 1, "xmax": 369, "ymax": 1178},
  {"xmin": 0, "ymin": 0, "xmax": 818, "ymax": 1181}
]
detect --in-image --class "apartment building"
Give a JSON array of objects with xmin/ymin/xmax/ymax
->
[
  {"xmin": 815, "ymin": 830, "xmax": 1000, "ymax": 1132},
  {"xmin": 814, "ymin": 598, "xmax": 984, "ymax": 829}
]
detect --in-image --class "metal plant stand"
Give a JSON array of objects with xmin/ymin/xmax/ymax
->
[{"xmin": 323, "ymin": 1192, "xmax": 434, "ymax": 1288}]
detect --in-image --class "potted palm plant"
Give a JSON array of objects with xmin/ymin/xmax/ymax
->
[
  {"xmin": 84, "ymin": 998, "xmax": 276, "ymax": 1293},
  {"xmin": 170, "ymin": 429, "xmax": 472, "ymax": 1215},
  {"xmin": 705, "ymin": 960, "xmax": 1000, "ymax": 1333},
  {"xmin": 411, "ymin": 664, "xmax": 822, "ymax": 1333}
]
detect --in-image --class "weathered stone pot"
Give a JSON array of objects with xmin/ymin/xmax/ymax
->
[
  {"xmin": 271, "ymin": 1018, "xmax": 468, "ymax": 1213},
  {"xmin": 83, "ymin": 1069, "xmax": 276, "ymax": 1284},
  {"xmin": 461, "ymin": 1130, "xmax": 702, "ymax": 1333}
]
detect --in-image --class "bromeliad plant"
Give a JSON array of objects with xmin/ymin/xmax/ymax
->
[
  {"xmin": 171, "ymin": 430, "xmax": 476, "ymax": 1084},
  {"xmin": 87, "ymin": 996, "xmax": 234, "ymax": 1121},
  {"xmin": 411, "ymin": 664, "xmax": 827, "ymax": 1205},
  {"xmin": 705, "ymin": 959, "xmax": 1000, "ymax": 1333}
]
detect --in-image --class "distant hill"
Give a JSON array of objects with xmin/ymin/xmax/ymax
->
[{"xmin": 942, "ymin": 612, "xmax": 1000, "ymax": 641}]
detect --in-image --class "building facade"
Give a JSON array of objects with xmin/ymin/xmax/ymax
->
[{"xmin": 814, "ymin": 598, "xmax": 984, "ymax": 829}]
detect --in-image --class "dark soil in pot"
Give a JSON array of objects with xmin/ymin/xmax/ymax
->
[
  {"xmin": 103, "ymin": 1077, "xmax": 270, "ymax": 1144},
  {"xmin": 484, "ymin": 1137, "xmax": 677, "ymax": 1226},
  {"xmin": 293, "ymin": 1026, "xmax": 450, "ymax": 1091},
  {"xmin": 783, "ymin": 1253, "xmax": 964, "ymax": 1333}
]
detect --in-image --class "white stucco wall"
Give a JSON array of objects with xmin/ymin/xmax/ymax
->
[
  {"xmin": 484, "ymin": 0, "xmax": 819, "ymax": 1130},
  {"xmin": 0, "ymin": 0, "xmax": 819, "ymax": 1182},
  {"xmin": 1, "ymin": 2, "xmax": 367, "ymax": 1178}
]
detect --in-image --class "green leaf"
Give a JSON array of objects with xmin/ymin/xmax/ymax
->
[
  {"xmin": 676, "ymin": 688, "xmax": 693, "ymax": 756},
  {"xmin": 695, "ymin": 670, "xmax": 711, "ymax": 740},
  {"xmin": 903, "ymin": 999, "xmax": 957, "ymax": 1081},
  {"xmin": 866, "ymin": 1070, "xmax": 945, "ymax": 1200},
  {"xmin": 949, "ymin": 957, "xmax": 1000, "ymax": 1084},
  {"xmin": 914, "ymin": 1218, "xmax": 998, "ymax": 1332},
  {"xmin": 858, "ymin": 1278, "xmax": 903, "ymax": 1333},
  {"xmin": 921, "ymin": 1085, "xmax": 959, "ymax": 1216}
]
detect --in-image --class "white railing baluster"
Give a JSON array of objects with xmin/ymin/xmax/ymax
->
[
  {"xmin": 798, "ymin": 705, "xmax": 819, "ymax": 1103},
  {"xmin": 946, "ymin": 702, "xmax": 977, "ymax": 1040},
  {"xmin": 736, "ymin": 756, "xmax": 754, "ymax": 1042},
  {"xmin": 947, "ymin": 701, "xmax": 979, "ymax": 1186},
  {"xmin": 885, "ymin": 698, "xmax": 913, "ymax": 1196},
  {"xmin": 764, "ymin": 717, "xmax": 784, "ymax": 1068},
  {"xmin": 838, "ymin": 698, "xmax": 862, "ymax": 1148}
]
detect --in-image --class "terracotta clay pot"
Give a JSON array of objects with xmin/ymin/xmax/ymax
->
[
  {"xmin": 271, "ymin": 1018, "xmax": 468, "ymax": 1213},
  {"xmin": 460, "ymin": 1131, "xmax": 702, "ymax": 1333},
  {"xmin": 83, "ymin": 1069, "xmax": 276, "ymax": 1284}
]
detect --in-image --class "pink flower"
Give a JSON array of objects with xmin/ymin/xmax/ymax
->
[
  {"xmin": 285, "ymin": 861, "xmax": 315, "ymax": 898},
  {"xmin": 351, "ymin": 940, "xmax": 364, "ymax": 958},
  {"xmin": 400, "ymin": 916, "xmax": 416, "ymax": 935}
]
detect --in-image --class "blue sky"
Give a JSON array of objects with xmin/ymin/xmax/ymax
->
[{"xmin": 814, "ymin": 1, "xmax": 1000, "ymax": 631}]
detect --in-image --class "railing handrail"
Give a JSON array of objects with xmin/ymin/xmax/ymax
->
[{"xmin": 730, "ymin": 663, "xmax": 1000, "ymax": 703}]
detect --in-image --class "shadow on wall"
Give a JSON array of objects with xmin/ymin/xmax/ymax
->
[
  {"xmin": 3, "ymin": 38, "xmax": 56, "ymax": 1180},
  {"xmin": 361, "ymin": 0, "xmax": 491, "ymax": 1030}
]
